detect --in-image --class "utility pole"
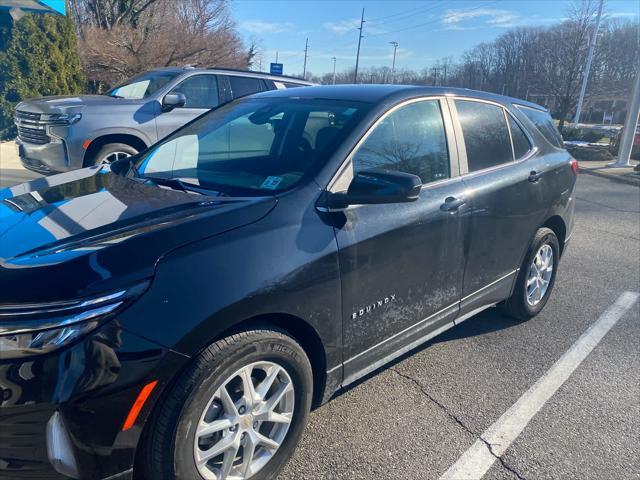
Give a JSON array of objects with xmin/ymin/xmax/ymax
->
[
  {"xmin": 610, "ymin": 66, "xmax": 640, "ymax": 167},
  {"xmin": 302, "ymin": 38, "xmax": 309, "ymax": 80},
  {"xmin": 275, "ymin": 51, "xmax": 278, "ymax": 63},
  {"xmin": 432, "ymin": 67, "xmax": 441, "ymax": 86},
  {"xmin": 331, "ymin": 57, "xmax": 337, "ymax": 85},
  {"xmin": 354, "ymin": 8, "xmax": 365, "ymax": 84},
  {"xmin": 389, "ymin": 41, "xmax": 398, "ymax": 84},
  {"xmin": 573, "ymin": 0, "xmax": 604, "ymax": 124}
]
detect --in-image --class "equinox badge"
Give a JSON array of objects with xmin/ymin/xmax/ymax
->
[{"xmin": 352, "ymin": 294, "xmax": 396, "ymax": 319}]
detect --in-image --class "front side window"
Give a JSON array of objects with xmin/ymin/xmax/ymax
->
[
  {"xmin": 171, "ymin": 75, "xmax": 219, "ymax": 109},
  {"xmin": 106, "ymin": 71, "xmax": 178, "ymax": 99},
  {"xmin": 515, "ymin": 105, "xmax": 563, "ymax": 148},
  {"xmin": 456, "ymin": 100, "xmax": 513, "ymax": 172},
  {"xmin": 135, "ymin": 98, "xmax": 370, "ymax": 194},
  {"xmin": 352, "ymin": 99, "xmax": 450, "ymax": 184}
]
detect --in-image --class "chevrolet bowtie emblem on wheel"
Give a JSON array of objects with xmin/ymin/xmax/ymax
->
[{"xmin": 352, "ymin": 294, "xmax": 396, "ymax": 319}]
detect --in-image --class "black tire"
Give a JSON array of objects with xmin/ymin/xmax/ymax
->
[
  {"xmin": 500, "ymin": 227, "xmax": 560, "ymax": 321},
  {"xmin": 141, "ymin": 326, "xmax": 313, "ymax": 480},
  {"xmin": 86, "ymin": 142, "xmax": 138, "ymax": 167}
]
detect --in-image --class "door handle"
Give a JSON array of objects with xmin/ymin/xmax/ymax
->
[
  {"xmin": 440, "ymin": 196, "xmax": 466, "ymax": 212},
  {"xmin": 528, "ymin": 170, "xmax": 543, "ymax": 182}
]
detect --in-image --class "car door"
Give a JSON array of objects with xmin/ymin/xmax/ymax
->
[
  {"xmin": 329, "ymin": 98, "xmax": 468, "ymax": 384},
  {"xmin": 155, "ymin": 74, "xmax": 221, "ymax": 139},
  {"xmin": 448, "ymin": 98, "xmax": 547, "ymax": 316}
]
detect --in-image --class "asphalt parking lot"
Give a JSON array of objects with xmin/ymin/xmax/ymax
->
[{"xmin": 0, "ymin": 149, "xmax": 638, "ymax": 480}]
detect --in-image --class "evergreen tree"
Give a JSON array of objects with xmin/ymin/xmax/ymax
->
[{"xmin": 0, "ymin": 11, "xmax": 85, "ymax": 139}]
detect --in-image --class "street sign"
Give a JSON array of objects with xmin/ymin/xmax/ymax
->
[{"xmin": 270, "ymin": 63, "xmax": 283, "ymax": 75}]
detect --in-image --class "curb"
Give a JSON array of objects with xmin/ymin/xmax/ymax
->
[{"xmin": 579, "ymin": 169, "xmax": 640, "ymax": 187}]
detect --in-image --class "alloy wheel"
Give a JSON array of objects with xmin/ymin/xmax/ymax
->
[
  {"xmin": 526, "ymin": 243, "xmax": 553, "ymax": 306},
  {"xmin": 102, "ymin": 151, "xmax": 132, "ymax": 163},
  {"xmin": 193, "ymin": 361, "xmax": 295, "ymax": 480}
]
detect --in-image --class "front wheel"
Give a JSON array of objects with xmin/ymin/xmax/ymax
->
[
  {"xmin": 141, "ymin": 326, "xmax": 313, "ymax": 480},
  {"xmin": 86, "ymin": 142, "xmax": 138, "ymax": 167},
  {"xmin": 500, "ymin": 227, "xmax": 560, "ymax": 321}
]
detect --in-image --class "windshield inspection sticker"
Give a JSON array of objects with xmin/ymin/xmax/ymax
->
[{"xmin": 261, "ymin": 176, "xmax": 283, "ymax": 190}]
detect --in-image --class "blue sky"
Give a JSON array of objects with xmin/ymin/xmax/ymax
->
[{"xmin": 231, "ymin": 0, "xmax": 639, "ymax": 76}]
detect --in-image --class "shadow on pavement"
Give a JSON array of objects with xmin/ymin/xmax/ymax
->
[{"xmin": 0, "ymin": 168, "xmax": 42, "ymax": 188}]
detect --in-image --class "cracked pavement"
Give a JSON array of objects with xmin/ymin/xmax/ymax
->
[{"xmin": 280, "ymin": 174, "xmax": 640, "ymax": 480}]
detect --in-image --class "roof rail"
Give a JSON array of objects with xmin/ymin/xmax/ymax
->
[{"xmin": 206, "ymin": 66, "xmax": 311, "ymax": 83}]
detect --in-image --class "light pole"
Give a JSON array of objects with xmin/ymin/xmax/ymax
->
[
  {"xmin": 610, "ymin": 66, "xmax": 640, "ymax": 167},
  {"xmin": 574, "ymin": 0, "xmax": 604, "ymax": 124},
  {"xmin": 354, "ymin": 8, "xmax": 365, "ymax": 83},
  {"xmin": 389, "ymin": 41, "xmax": 398, "ymax": 84},
  {"xmin": 331, "ymin": 57, "xmax": 337, "ymax": 85},
  {"xmin": 302, "ymin": 38, "xmax": 309, "ymax": 80}
]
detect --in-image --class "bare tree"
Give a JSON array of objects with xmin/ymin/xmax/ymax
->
[
  {"xmin": 69, "ymin": 0, "xmax": 162, "ymax": 29},
  {"xmin": 537, "ymin": 0, "xmax": 600, "ymax": 129},
  {"xmin": 71, "ymin": 0, "xmax": 253, "ymax": 89}
]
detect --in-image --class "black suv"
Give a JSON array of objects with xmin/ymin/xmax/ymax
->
[
  {"xmin": 0, "ymin": 85, "xmax": 577, "ymax": 480},
  {"xmin": 14, "ymin": 67, "xmax": 311, "ymax": 174}
]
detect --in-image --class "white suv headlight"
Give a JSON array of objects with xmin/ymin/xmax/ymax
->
[{"xmin": 41, "ymin": 113, "xmax": 82, "ymax": 125}]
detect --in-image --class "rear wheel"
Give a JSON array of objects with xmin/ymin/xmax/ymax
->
[
  {"xmin": 500, "ymin": 227, "xmax": 559, "ymax": 321},
  {"xmin": 142, "ymin": 326, "xmax": 313, "ymax": 480},
  {"xmin": 87, "ymin": 142, "xmax": 138, "ymax": 167}
]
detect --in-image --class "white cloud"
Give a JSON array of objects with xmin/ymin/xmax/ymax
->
[
  {"xmin": 324, "ymin": 18, "xmax": 361, "ymax": 35},
  {"xmin": 324, "ymin": 18, "xmax": 386, "ymax": 35},
  {"xmin": 240, "ymin": 20, "xmax": 293, "ymax": 34},
  {"xmin": 606, "ymin": 12, "xmax": 639, "ymax": 19},
  {"xmin": 441, "ymin": 8, "xmax": 520, "ymax": 30}
]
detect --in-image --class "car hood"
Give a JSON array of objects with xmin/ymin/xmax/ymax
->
[
  {"xmin": 16, "ymin": 95, "xmax": 145, "ymax": 115},
  {"xmin": 0, "ymin": 167, "xmax": 277, "ymax": 303}
]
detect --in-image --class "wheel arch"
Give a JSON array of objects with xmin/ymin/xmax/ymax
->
[
  {"xmin": 542, "ymin": 215, "xmax": 567, "ymax": 256},
  {"xmin": 83, "ymin": 133, "xmax": 148, "ymax": 166},
  {"xmin": 227, "ymin": 313, "xmax": 329, "ymax": 408}
]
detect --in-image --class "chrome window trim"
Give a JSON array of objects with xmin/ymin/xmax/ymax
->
[
  {"xmin": 448, "ymin": 96, "xmax": 539, "ymax": 178},
  {"xmin": 326, "ymin": 96, "xmax": 459, "ymax": 193}
]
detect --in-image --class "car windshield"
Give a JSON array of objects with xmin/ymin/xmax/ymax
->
[
  {"xmin": 133, "ymin": 97, "xmax": 371, "ymax": 195},
  {"xmin": 106, "ymin": 71, "xmax": 178, "ymax": 99}
]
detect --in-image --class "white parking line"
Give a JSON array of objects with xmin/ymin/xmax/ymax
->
[{"xmin": 440, "ymin": 291, "xmax": 640, "ymax": 480}]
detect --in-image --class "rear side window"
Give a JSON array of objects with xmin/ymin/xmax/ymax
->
[
  {"xmin": 515, "ymin": 105, "xmax": 563, "ymax": 148},
  {"xmin": 507, "ymin": 114, "xmax": 532, "ymax": 159},
  {"xmin": 228, "ymin": 76, "xmax": 266, "ymax": 98},
  {"xmin": 352, "ymin": 99, "xmax": 450, "ymax": 184},
  {"xmin": 455, "ymin": 100, "xmax": 512, "ymax": 172},
  {"xmin": 284, "ymin": 82, "xmax": 304, "ymax": 88}
]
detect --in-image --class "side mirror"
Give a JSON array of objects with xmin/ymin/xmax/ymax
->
[
  {"xmin": 161, "ymin": 92, "xmax": 186, "ymax": 111},
  {"xmin": 327, "ymin": 169, "xmax": 422, "ymax": 210}
]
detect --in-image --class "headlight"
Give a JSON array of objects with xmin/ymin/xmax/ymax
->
[
  {"xmin": 0, "ymin": 282, "xmax": 148, "ymax": 360},
  {"xmin": 41, "ymin": 113, "xmax": 82, "ymax": 125}
]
